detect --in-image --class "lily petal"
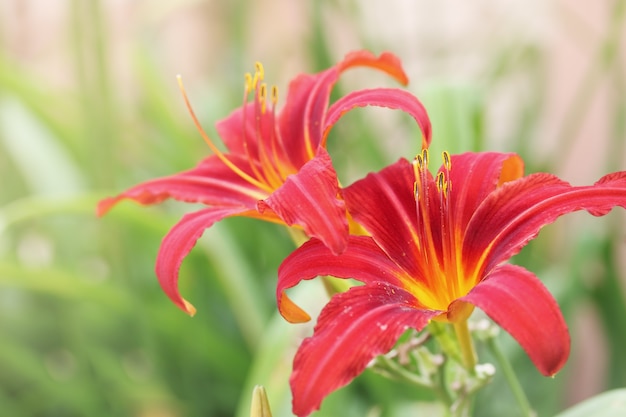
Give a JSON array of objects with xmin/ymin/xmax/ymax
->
[
  {"xmin": 457, "ymin": 264, "xmax": 570, "ymax": 376},
  {"xmin": 277, "ymin": 235, "xmax": 410, "ymax": 323},
  {"xmin": 155, "ymin": 206, "xmax": 252, "ymax": 315},
  {"xmin": 444, "ymin": 152, "xmax": 523, "ymax": 232},
  {"xmin": 322, "ymin": 88, "xmax": 432, "ymax": 149},
  {"xmin": 465, "ymin": 171, "xmax": 626, "ymax": 275},
  {"xmin": 343, "ymin": 159, "xmax": 431, "ymax": 278},
  {"xmin": 259, "ymin": 148, "xmax": 348, "ymax": 256},
  {"xmin": 290, "ymin": 283, "xmax": 438, "ymax": 417},
  {"xmin": 279, "ymin": 51, "xmax": 409, "ymax": 167},
  {"xmin": 97, "ymin": 155, "xmax": 264, "ymax": 216}
]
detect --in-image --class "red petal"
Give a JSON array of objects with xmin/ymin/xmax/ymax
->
[
  {"xmin": 215, "ymin": 103, "xmax": 293, "ymax": 173},
  {"xmin": 464, "ymin": 171, "xmax": 626, "ymax": 275},
  {"xmin": 343, "ymin": 159, "xmax": 431, "ymax": 278},
  {"xmin": 279, "ymin": 51, "xmax": 409, "ymax": 167},
  {"xmin": 97, "ymin": 155, "xmax": 263, "ymax": 216},
  {"xmin": 443, "ymin": 152, "xmax": 523, "ymax": 233},
  {"xmin": 259, "ymin": 148, "xmax": 348, "ymax": 255},
  {"xmin": 155, "ymin": 206, "xmax": 250, "ymax": 315},
  {"xmin": 290, "ymin": 283, "xmax": 438, "ymax": 417},
  {"xmin": 457, "ymin": 264, "xmax": 570, "ymax": 376},
  {"xmin": 323, "ymin": 88, "xmax": 432, "ymax": 149},
  {"xmin": 277, "ymin": 236, "xmax": 411, "ymax": 323}
]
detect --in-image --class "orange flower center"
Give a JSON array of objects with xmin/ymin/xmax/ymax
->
[{"xmin": 408, "ymin": 150, "xmax": 474, "ymax": 314}]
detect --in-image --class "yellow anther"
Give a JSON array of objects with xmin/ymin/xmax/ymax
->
[
  {"xmin": 442, "ymin": 151, "xmax": 451, "ymax": 170},
  {"xmin": 436, "ymin": 172, "xmax": 447, "ymax": 195},
  {"xmin": 244, "ymin": 73, "xmax": 253, "ymax": 93},
  {"xmin": 271, "ymin": 85, "xmax": 279, "ymax": 105},
  {"xmin": 415, "ymin": 153, "xmax": 424, "ymax": 168},
  {"xmin": 251, "ymin": 62, "xmax": 264, "ymax": 87},
  {"xmin": 421, "ymin": 149, "xmax": 429, "ymax": 168},
  {"xmin": 259, "ymin": 83, "xmax": 267, "ymax": 113},
  {"xmin": 255, "ymin": 62, "xmax": 265, "ymax": 80},
  {"xmin": 413, "ymin": 181, "xmax": 419, "ymax": 198}
]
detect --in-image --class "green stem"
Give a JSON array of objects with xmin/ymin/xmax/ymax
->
[
  {"xmin": 486, "ymin": 336, "xmax": 535, "ymax": 417},
  {"xmin": 428, "ymin": 322, "xmax": 462, "ymax": 364},
  {"xmin": 453, "ymin": 319, "xmax": 477, "ymax": 373}
]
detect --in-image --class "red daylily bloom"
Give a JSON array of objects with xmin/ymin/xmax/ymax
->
[
  {"xmin": 277, "ymin": 151, "xmax": 626, "ymax": 417},
  {"xmin": 97, "ymin": 50, "xmax": 432, "ymax": 315}
]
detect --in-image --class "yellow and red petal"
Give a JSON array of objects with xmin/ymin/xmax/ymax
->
[
  {"xmin": 444, "ymin": 152, "xmax": 523, "ymax": 233},
  {"xmin": 464, "ymin": 170, "xmax": 626, "ymax": 278},
  {"xmin": 457, "ymin": 264, "xmax": 570, "ymax": 376},
  {"xmin": 276, "ymin": 235, "xmax": 411, "ymax": 323},
  {"xmin": 343, "ymin": 159, "xmax": 431, "ymax": 278},
  {"xmin": 290, "ymin": 283, "xmax": 439, "ymax": 417}
]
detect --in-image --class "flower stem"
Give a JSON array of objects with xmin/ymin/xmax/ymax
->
[
  {"xmin": 485, "ymin": 336, "xmax": 535, "ymax": 417},
  {"xmin": 453, "ymin": 319, "xmax": 477, "ymax": 373}
]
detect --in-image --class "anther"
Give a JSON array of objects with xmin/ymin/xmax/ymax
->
[
  {"xmin": 255, "ymin": 62, "xmax": 265, "ymax": 81},
  {"xmin": 436, "ymin": 172, "xmax": 448, "ymax": 196},
  {"xmin": 442, "ymin": 151, "xmax": 451, "ymax": 171},
  {"xmin": 259, "ymin": 83, "xmax": 267, "ymax": 113},
  {"xmin": 421, "ymin": 149, "xmax": 429, "ymax": 169},
  {"xmin": 252, "ymin": 62, "xmax": 264, "ymax": 87},
  {"xmin": 415, "ymin": 153, "xmax": 423, "ymax": 168},
  {"xmin": 271, "ymin": 85, "xmax": 279, "ymax": 105},
  {"xmin": 244, "ymin": 73, "xmax": 253, "ymax": 93}
]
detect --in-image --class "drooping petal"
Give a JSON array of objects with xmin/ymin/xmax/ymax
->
[
  {"xmin": 279, "ymin": 51, "xmax": 409, "ymax": 167},
  {"xmin": 456, "ymin": 264, "xmax": 570, "ymax": 376},
  {"xmin": 290, "ymin": 283, "xmax": 439, "ymax": 417},
  {"xmin": 323, "ymin": 88, "xmax": 432, "ymax": 149},
  {"xmin": 97, "ymin": 155, "xmax": 265, "ymax": 216},
  {"xmin": 464, "ymin": 170, "xmax": 626, "ymax": 276},
  {"xmin": 259, "ymin": 148, "xmax": 348, "ymax": 255},
  {"xmin": 277, "ymin": 236, "xmax": 411, "ymax": 323},
  {"xmin": 155, "ymin": 206, "xmax": 253, "ymax": 315}
]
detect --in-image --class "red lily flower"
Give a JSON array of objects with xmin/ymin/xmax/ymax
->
[
  {"xmin": 97, "ymin": 50, "xmax": 432, "ymax": 315},
  {"xmin": 277, "ymin": 151, "xmax": 626, "ymax": 416}
]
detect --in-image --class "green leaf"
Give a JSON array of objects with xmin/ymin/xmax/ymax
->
[{"xmin": 553, "ymin": 390, "xmax": 626, "ymax": 417}]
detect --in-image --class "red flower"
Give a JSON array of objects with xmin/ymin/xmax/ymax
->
[
  {"xmin": 97, "ymin": 51, "xmax": 431, "ymax": 315},
  {"xmin": 277, "ymin": 151, "xmax": 626, "ymax": 416}
]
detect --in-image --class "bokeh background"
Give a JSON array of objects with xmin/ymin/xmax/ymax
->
[{"xmin": 1, "ymin": 1, "xmax": 625, "ymax": 416}]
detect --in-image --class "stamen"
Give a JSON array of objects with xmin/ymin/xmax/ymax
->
[
  {"xmin": 421, "ymin": 149, "xmax": 429, "ymax": 169},
  {"xmin": 271, "ymin": 85, "xmax": 279, "ymax": 105},
  {"xmin": 442, "ymin": 151, "xmax": 451, "ymax": 170},
  {"xmin": 259, "ymin": 83, "xmax": 267, "ymax": 114},
  {"xmin": 436, "ymin": 172, "xmax": 446, "ymax": 194},
  {"xmin": 252, "ymin": 62, "xmax": 264, "ymax": 87},
  {"xmin": 255, "ymin": 62, "xmax": 265, "ymax": 81},
  {"xmin": 442, "ymin": 151, "xmax": 452, "ymax": 193},
  {"xmin": 244, "ymin": 73, "xmax": 253, "ymax": 94},
  {"xmin": 177, "ymin": 75, "xmax": 272, "ymax": 194}
]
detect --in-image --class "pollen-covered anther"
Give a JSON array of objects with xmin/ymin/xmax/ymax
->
[
  {"xmin": 244, "ymin": 73, "xmax": 253, "ymax": 94},
  {"xmin": 436, "ymin": 172, "xmax": 447, "ymax": 195},
  {"xmin": 441, "ymin": 151, "xmax": 452, "ymax": 193},
  {"xmin": 255, "ymin": 62, "xmax": 265, "ymax": 80},
  {"xmin": 271, "ymin": 85, "xmax": 279, "ymax": 105},
  {"xmin": 259, "ymin": 83, "xmax": 268, "ymax": 113},
  {"xmin": 421, "ymin": 149, "xmax": 429, "ymax": 169}
]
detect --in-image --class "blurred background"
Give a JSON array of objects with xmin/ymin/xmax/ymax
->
[{"xmin": 0, "ymin": 0, "xmax": 625, "ymax": 416}]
